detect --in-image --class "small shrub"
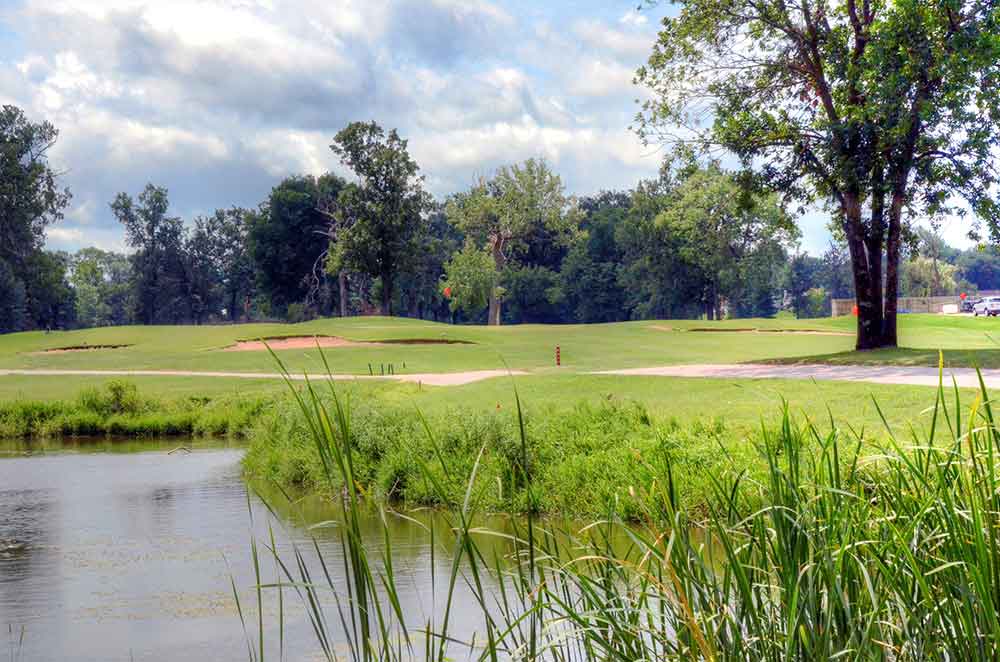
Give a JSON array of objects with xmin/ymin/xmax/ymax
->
[
  {"xmin": 285, "ymin": 302, "xmax": 310, "ymax": 323},
  {"xmin": 77, "ymin": 380, "xmax": 150, "ymax": 417}
]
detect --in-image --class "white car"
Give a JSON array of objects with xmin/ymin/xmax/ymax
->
[{"xmin": 974, "ymin": 297, "xmax": 1000, "ymax": 316}]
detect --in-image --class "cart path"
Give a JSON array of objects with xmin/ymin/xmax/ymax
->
[
  {"xmin": 6, "ymin": 364, "xmax": 1000, "ymax": 389},
  {"xmin": 592, "ymin": 364, "xmax": 1000, "ymax": 388},
  {"xmin": 0, "ymin": 368, "xmax": 527, "ymax": 387}
]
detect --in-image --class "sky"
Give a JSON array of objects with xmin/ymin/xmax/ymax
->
[{"xmin": 1, "ymin": 0, "xmax": 967, "ymax": 256}]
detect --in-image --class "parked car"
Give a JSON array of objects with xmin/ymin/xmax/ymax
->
[{"xmin": 973, "ymin": 297, "xmax": 1000, "ymax": 316}]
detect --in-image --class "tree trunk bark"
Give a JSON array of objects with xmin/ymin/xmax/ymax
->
[
  {"xmin": 380, "ymin": 273, "xmax": 392, "ymax": 316},
  {"xmin": 488, "ymin": 241, "xmax": 505, "ymax": 326},
  {"xmin": 882, "ymin": 193, "xmax": 905, "ymax": 347},
  {"xmin": 338, "ymin": 271, "xmax": 348, "ymax": 317},
  {"xmin": 842, "ymin": 195, "xmax": 885, "ymax": 350}
]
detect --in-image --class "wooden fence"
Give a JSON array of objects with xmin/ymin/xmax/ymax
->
[{"xmin": 831, "ymin": 292, "xmax": 1000, "ymax": 316}]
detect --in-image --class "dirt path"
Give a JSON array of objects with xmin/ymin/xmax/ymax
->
[
  {"xmin": 592, "ymin": 364, "xmax": 1000, "ymax": 388},
  {"xmin": 0, "ymin": 368, "xmax": 525, "ymax": 387}
]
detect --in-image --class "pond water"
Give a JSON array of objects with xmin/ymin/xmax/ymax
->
[{"xmin": 0, "ymin": 439, "xmax": 510, "ymax": 661}]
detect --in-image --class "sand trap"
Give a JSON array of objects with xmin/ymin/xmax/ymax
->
[
  {"xmin": 377, "ymin": 338, "xmax": 473, "ymax": 345},
  {"xmin": 755, "ymin": 329, "xmax": 854, "ymax": 336},
  {"xmin": 649, "ymin": 325, "xmax": 674, "ymax": 332},
  {"xmin": 34, "ymin": 344, "xmax": 133, "ymax": 354},
  {"xmin": 224, "ymin": 336, "xmax": 379, "ymax": 351},
  {"xmin": 223, "ymin": 335, "xmax": 474, "ymax": 351},
  {"xmin": 687, "ymin": 328, "xmax": 853, "ymax": 336}
]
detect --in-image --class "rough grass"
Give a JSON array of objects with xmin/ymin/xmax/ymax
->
[
  {"xmin": 241, "ymin": 384, "xmax": 915, "ymax": 518},
  {"xmin": 238, "ymin": 355, "xmax": 1000, "ymax": 661},
  {"xmin": 0, "ymin": 379, "xmax": 270, "ymax": 439}
]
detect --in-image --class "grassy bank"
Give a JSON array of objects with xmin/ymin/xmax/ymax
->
[
  {"xmin": 244, "ymin": 395, "xmax": 758, "ymax": 518},
  {"xmin": 239, "ymin": 362, "xmax": 1000, "ymax": 660},
  {"xmin": 242, "ymin": 372, "xmax": 965, "ymax": 517},
  {"xmin": 0, "ymin": 379, "xmax": 269, "ymax": 439}
]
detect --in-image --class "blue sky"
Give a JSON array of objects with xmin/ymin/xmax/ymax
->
[{"xmin": 0, "ymin": 0, "xmax": 917, "ymax": 256}]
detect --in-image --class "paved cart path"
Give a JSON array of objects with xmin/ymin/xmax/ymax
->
[
  {"xmin": 0, "ymin": 368, "xmax": 526, "ymax": 387},
  {"xmin": 592, "ymin": 363, "xmax": 1000, "ymax": 388},
  {"xmin": 6, "ymin": 363, "xmax": 1000, "ymax": 389}
]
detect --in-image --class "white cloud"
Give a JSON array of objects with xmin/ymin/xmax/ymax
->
[
  {"xmin": 619, "ymin": 10, "xmax": 648, "ymax": 27},
  {"xmin": 46, "ymin": 227, "xmax": 83, "ymax": 243},
  {"xmin": 572, "ymin": 18, "xmax": 654, "ymax": 61},
  {"xmin": 2, "ymin": 0, "xmax": 670, "ymax": 252}
]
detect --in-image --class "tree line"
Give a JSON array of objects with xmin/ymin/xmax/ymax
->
[{"xmin": 3, "ymin": 105, "xmax": 999, "ymax": 333}]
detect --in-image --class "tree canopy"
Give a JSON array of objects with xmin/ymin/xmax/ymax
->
[
  {"xmin": 446, "ymin": 159, "xmax": 581, "ymax": 325},
  {"xmin": 328, "ymin": 121, "xmax": 430, "ymax": 316},
  {"xmin": 637, "ymin": 0, "xmax": 1000, "ymax": 349}
]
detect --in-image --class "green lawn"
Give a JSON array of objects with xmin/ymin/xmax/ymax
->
[
  {"xmin": 5, "ymin": 313, "xmax": 1000, "ymax": 378},
  {"xmin": 3, "ymin": 313, "xmax": 1000, "ymax": 433},
  {"xmin": 7, "ymin": 315, "xmax": 992, "ymax": 516},
  {"xmin": 0, "ymin": 315, "xmax": 860, "ymax": 375}
]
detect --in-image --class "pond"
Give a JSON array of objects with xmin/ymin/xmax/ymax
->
[{"xmin": 0, "ymin": 439, "xmax": 511, "ymax": 661}]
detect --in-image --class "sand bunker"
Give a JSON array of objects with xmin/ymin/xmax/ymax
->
[
  {"xmin": 687, "ymin": 328, "xmax": 853, "ymax": 336},
  {"xmin": 35, "ymin": 344, "xmax": 133, "ymax": 354},
  {"xmin": 224, "ymin": 336, "xmax": 376, "ymax": 351},
  {"xmin": 223, "ymin": 335, "xmax": 473, "ymax": 351}
]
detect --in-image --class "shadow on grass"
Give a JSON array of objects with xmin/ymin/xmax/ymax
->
[{"xmin": 765, "ymin": 347, "xmax": 1000, "ymax": 369}]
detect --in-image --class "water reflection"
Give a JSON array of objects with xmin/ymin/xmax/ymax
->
[
  {"xmin": 0, "ymin": 439, "xmax": 643, "ymax": 661},
  {"xmin": 0, "ymin": 441, "xmax": 535, "ymax": 661}
]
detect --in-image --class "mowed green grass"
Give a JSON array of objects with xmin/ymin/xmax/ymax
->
[
  {"xmin": 0, "ymin": 370, "xmax": 972, "ymax": 440},
  {"xmin": 0, "ymin": 315, "xmax": 859, "ymax": 375},
  {"xmin": 5, "ymin": 313, "xmax": 1000, "ymax": 376},
  {"xmin": 767, "ymin": 313, "xmax": 1000, "ymax": 368},
  {"xmin": 3, "ymin": 314, "xmax": 1000, "ymax": 429}
]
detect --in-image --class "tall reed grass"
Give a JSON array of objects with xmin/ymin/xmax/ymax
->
[
  {"xmin": 0, "ymin": 380, "xmax": 268, "ymax": 438},
  {"xmin": 241, "ymin": 350, "xmax": 1000, "ymax": 660}
]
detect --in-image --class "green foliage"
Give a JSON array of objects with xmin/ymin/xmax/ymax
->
[
  {"xmin": 0, "ymin": 381, "xmax": 270, "ymax": 438},
  {"xmin": 0, "ymin": 105, "xmax": 74, "ymax": 333},
  {"xmin": 447, "ymin": 158, "xmax": 581, "ymax": 324},
  {"xmin": 0, "ymin": 105, "xmax": 70, "ymax": 264},
  {"xmin": 77, "ymin": 379, "xmax": 149, "ymax": 416},
  {"xmin": 71, "ymin": 248, "xmax": 132, "ymax": 327},
  {"xmin": 0, "ymin": 259, "xmax": 28, "ymax": 332},
  {"xmin": 328, "ymin": 121, "xmax": 430, "ymax": 315},
  {"xmin": 502, "ymin": 264, "xmax": 563, "ymax": 323},
  {"xmin": 560, "ymin": 192, "xmax": 630, "ymax": 323},
  {"xmin": 244, "ymin": 393, "xmax": 758, "ymax": 518},
  {"xmin": 803, "ymin": 286, "xmax": 830, "ymax": 318},
  {"xmin": 441, "ymin": 242, "xmax": 494, "ymax": 316},
  {"xmin": 284, "ymin": 302, "xmax": 309, "ymax": 323},
  {"xmin": 637, "ymin": 0, "xmax": 1000, "ymax": 348},
  {"xmin": 249, "ymin": 174, "xmax": 345, "ymax": 316},
  {"xmin": 244, "ymin": 359, "xmax": 1000, "ymax": 661},
  {"xmin": 111, "ymin": 184, "xmax": 188, "ymax": 325},
  {"xmin": 903, "ymin": 255, "xmax": 959, "ymax": 297},
  {"xmin": 656, "ymin": 164, "xmax": 797, "ymax": 319}
]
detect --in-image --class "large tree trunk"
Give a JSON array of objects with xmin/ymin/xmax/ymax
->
[
  {"xmin": 882, "ymin": 192, "xmax": 905, "ymax": 347},
  {"xmin": 338, "ymin": 271, "xmax": 348, "ymax": 317},
  {"xmin": 842, "ymin": 194, "xmax": 886, "ymax": 351},
  {"xmin": 488, "ymin": 241, "xmax": 505, "ymax": 326},
  {"xmin": 380, "ymin": 273, "xmax": 392, "ymax": 316}
]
